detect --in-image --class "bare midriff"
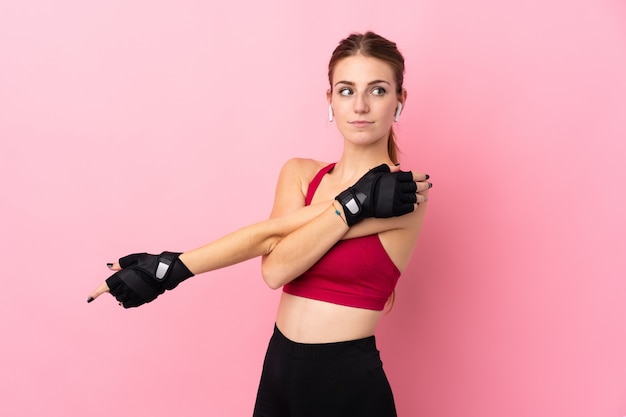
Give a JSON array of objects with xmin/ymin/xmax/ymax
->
[{"xmin": 275, "ymin": 292, "xmax": 383, "ymax": 343}]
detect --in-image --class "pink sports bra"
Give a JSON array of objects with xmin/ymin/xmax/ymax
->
[{"xmin": 282, "ymin": 163, "xmax": 401, "ymax": 311}]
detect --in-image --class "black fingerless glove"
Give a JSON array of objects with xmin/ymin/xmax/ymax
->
[
  {"xmin": 106, "ymin": 252, "xmax": 194, "ymax": 308},
  {"xmin": 335, "ymin": 164, "xmax": 417, "ymax": 226}
]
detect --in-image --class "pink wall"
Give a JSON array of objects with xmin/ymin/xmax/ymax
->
[{"xmin": 1, "ymin": 1, "xmax": 624, "ymax": 416}]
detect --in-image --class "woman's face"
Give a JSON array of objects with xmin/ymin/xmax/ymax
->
[{"xmin": 328, "ymin": 55, "xmax": 404, "ymax": 147}]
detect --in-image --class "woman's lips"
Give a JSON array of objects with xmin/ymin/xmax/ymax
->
[{"xmin": 349, "ymin": 121, "xmax": 374, "ymax": 128}]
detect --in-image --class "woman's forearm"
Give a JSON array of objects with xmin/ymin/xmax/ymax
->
[
  {"xmin": 261, "ymin": 203, "xmax": 350, "ymax": 289},
  {"xmin": 179, "ymin": 203, "xmax": 329, "ymax": 275}
]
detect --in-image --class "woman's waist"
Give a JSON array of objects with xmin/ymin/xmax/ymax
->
[{"xmin": 275, "ymin": 292, "xmax": 382, "ymax": 344}]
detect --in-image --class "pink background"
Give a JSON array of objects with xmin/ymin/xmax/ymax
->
[{"xmin": 1, "ymin": 0, "xmax": 625, "ymax": 416}]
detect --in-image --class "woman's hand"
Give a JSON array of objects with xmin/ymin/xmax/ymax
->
[
  {"xmin": 335, "ymin": 164, "xmax": 430, "ymax": 225},
  {"xmin": 87, "ymin": 252, "xmax": 194, "ymax": 308}
]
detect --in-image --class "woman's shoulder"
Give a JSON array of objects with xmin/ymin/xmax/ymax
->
[
  {"xmin": 279, "ymin": 157, "xmax": 331, "ymax": 184},
  {"xmin": 270, "ymin": 158, "xmax": 332, "ymax": 217}
]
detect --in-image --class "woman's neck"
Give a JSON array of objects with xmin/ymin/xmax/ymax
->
[{"xmin": 333, "ymin": 145, "xmax": 394, "ymax": 182}]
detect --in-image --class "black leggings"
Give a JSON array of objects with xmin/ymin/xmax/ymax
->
[{"xmin": 253, "ymin": 325, "xmax": 397, "ymax": 417}]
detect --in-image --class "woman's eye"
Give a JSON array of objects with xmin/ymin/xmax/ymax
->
[
  {"xmin": 372, "ymin": 87, "xmax": 386, "ymax": 96},
  {"xmin": 339, "ymin": 88, "xmax": 353, "ymax": 96}
]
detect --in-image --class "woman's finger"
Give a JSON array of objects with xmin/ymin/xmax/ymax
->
[
  {"xmin": 87, "ymin": 281, "xmax": 110, "ymax": 303},
  {"xmin": 411, "ymin": 171, "xmax": 429, "ymax": 182},
  {"xmin": 416, "ymin": 181, "xmax": 433, "ymax": 193},
  {"xmin": 388, "ymin": 164, "xmax": 429, "ymax": 182},
  {"xmin": 107, "ymin": 262, "xmax": 121, "ymax": 271},
  {"xmin": 86, "ymin": 262, "xmax": 122, "ymax": 303}
]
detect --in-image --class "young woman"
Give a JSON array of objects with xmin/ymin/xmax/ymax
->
[{"xmin": 88, "ymin": 32, "xmax": 430, "ymax": 417}]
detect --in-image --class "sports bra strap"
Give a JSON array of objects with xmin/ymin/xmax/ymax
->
[{"xmin": 305, "ymin": 163, "xmax": 336, "ymax": 206}]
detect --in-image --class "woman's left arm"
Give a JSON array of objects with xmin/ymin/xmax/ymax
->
[{"xmin": 261, "ymin": 163, "xmax": 429, "ymax": 288}]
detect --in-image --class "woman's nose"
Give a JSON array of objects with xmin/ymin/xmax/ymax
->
[{"xmin": 353, "ymin": 93, "xmax": 369, "ymax": 113}]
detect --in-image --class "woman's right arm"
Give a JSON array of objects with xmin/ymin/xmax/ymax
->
[
  {"xmin": 178, "ymin": 203, "xmax": 331, "ymax": 274},
  {"xmin": 86, "ymin": 170, "xmax": 330, "ymax": 304},
  {"xmin": 87, "ymin": 159, "xmax": 427, "ymax": 304}
]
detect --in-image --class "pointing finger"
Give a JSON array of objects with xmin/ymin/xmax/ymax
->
[{"xmin": 87, "ymin": 281, "xmax": 110, "ymax": 303}]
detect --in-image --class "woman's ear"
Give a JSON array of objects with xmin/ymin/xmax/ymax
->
[{"xmin": 400, "ymin": 89, "xmax": 408, "ymax": 107}]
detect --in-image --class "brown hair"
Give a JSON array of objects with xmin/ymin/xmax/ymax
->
[{"xmin": 328, "ymin": 32, "xmax": 406, "ymax": 163}]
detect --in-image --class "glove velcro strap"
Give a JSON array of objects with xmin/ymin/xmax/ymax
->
[
  {"xmin": 157, "ymin": 252, "xmax": 194, "ymax": 290},
  {"xmin": 335, "ymin": 188, "xmax": 361, "ymax": 226},
  {"xmin": 154, "ymin": 252, "xmax": 176, "ymax": 281},
  {"xmin": 126, "ymin": 251, "xmax": 190, "ymax": 290}
]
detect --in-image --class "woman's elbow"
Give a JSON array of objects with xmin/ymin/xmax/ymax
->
[
  {"xmin": 261, "ymin": 259, "xmax": 286, "ymax": 290},
  {"xmin": 260, "ymin": 235, "xmax": 292, "ymax": 289}
]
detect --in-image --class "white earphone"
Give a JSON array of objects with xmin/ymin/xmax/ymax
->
[
  {"xmin": 394, "ymin": 102, "xmax": 403, "ymax": 122},
  {"xmin": 328, "ymin": 105, "xmax": 334, "ymax": 122}
]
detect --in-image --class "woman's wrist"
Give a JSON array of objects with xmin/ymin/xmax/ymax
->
[{"xmin": 331, "ymin": 201, "xmax": 349, "ymax": 226}]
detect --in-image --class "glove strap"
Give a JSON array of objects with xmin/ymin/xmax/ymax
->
[
  {"xmin": 336, "ymin": 189, "xmax": 360, "ymax": 214},
  {"xmin": 155, "ymin": 252, "xmax": 176, "ymax": 281},
  {"xmin": 335, "ymin": 189, "xmax": 361, "ymax": 226}
]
